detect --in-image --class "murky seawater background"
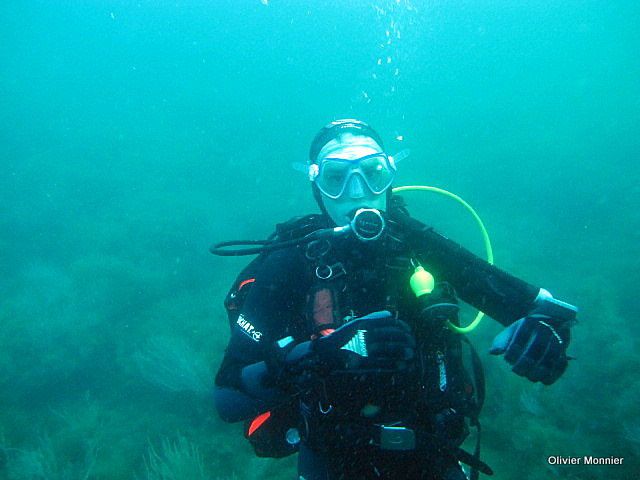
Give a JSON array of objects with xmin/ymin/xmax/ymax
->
[{"xmin": 1, "ymin": 1, "xmax": 639, "ymax": 478}]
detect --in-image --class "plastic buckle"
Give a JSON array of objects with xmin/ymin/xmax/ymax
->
[
  {"xmin": 379, "ymin": 426, "xmax": 416, "ymax": 451},
  {"xmin": 305, "ymin": 239, "xmax": 331, "ymax": 261}
]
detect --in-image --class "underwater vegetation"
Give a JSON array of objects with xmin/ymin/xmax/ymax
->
[
  {"xmin": 133, "ymin": 336, "xmax": 213, "ymax": 396},
  {"xmin": 143, "ymin": 435, "xmax": 207, "ymax": 480}
]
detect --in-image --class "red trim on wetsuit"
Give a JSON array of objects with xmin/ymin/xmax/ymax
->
[
  {"xmin": 247, "ymin": 411, "xmax": 271, "ymax": 436},
  {"xmin": 239, "ymin": 278, "xmax": 256, "ymax": 290}
]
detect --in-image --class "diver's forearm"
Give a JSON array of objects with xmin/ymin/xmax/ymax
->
[
  {"xmin": 214, "ymin": 386, "xmax": 269, "ymax": 423},
  {"xmin": 214, "ymin": 352, "xmax": 289, "ymax": 422},
  {"xmin": 405, "ymin": 218, "xmax": 539, "ymax": 325},
  {"xmin": 214, "ymin": 363, "xmax": 288, "ymax": 423}
]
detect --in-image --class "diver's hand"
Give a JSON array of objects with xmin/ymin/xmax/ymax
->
[
  {"xmin": 490, "ymin": 295, "xmax": 576, "ymax": 385},
  {"xmin": 267, "ymin": 311, "xmax": 416, "ymax": 391},
  {"xmin": 314, "ymin": 310, "xmax": 416, "ymax": 373},
  {"xmin": 263, "ymin": 337, "xmax": 317, "ymax": 392}
]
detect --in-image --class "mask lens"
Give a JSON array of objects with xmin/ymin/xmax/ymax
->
[
  {"xmin": 317, "ymin": 160, "xmax": 350, "ymax": 197},
  {"xmin": 360, "ymin": 155, "xmax": 394, "ymax": 193}
]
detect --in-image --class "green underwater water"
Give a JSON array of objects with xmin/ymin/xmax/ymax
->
[{"xmin": 1, "ymin": 0, "xmax": 639, "ymax": 478}]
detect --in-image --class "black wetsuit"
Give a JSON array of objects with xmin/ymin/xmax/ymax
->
[{"xmin": 214, "ymin": 209, "xmax": 540, "ymax": 479}]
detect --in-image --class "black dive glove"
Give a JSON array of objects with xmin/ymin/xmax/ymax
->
[
  {"xmin": 266, "ymin": 310, "xmax": 416, "ymax": 391},
  {"xmin": 317, "ymin": 310, "xmax": 416, "ymax": 373},
  {"xmin": 490, "ymin": 292, "xmax": 577, "ymax": 385}
]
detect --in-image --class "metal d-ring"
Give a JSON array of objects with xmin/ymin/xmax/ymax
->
[
  {"xmin": 315, "ymin": 264, "xmax": 333, "ymax": 280},
  {"xmin": 318, "ymin": 401, "xmax": 333, "ymax": 415},
  {"xmin": 316, "ymin": 262, "xmax": 347, "ymax": 280}
]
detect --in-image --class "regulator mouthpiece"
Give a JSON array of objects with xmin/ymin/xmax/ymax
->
[{"xmin": 349, "ymin": 208, "xmax": 385, "ymax": 242}]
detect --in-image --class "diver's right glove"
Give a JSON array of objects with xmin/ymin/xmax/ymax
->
[
  {"xmin": 316, "ymin": 310, "xmax": 416, "ymax": 372},
  {"xmin": 266, "ymin": 310, "xmax": 416, "ymax": 392}
]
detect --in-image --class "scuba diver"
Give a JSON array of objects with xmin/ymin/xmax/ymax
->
[{"xmin": 212, "ymin": 119, "xmax": 577, "ymax": 479}]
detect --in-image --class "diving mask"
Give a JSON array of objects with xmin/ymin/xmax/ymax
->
[{"xmin": 309, "ymin": 153, "xmax": 397, "ymax": 199}]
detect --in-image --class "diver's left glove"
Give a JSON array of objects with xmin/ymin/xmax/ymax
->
[{"xmin": 490, "ymin": 290, "xmax": 577, "ymax": 385}]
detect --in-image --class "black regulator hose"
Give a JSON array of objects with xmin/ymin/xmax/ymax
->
[
  {"xmin": 210, "ymin": 208, "xmax": 386, "ymax": 257},
  {"xmin": 209, "ymin": 229, "xmax": 336, "ymax": 256}
]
